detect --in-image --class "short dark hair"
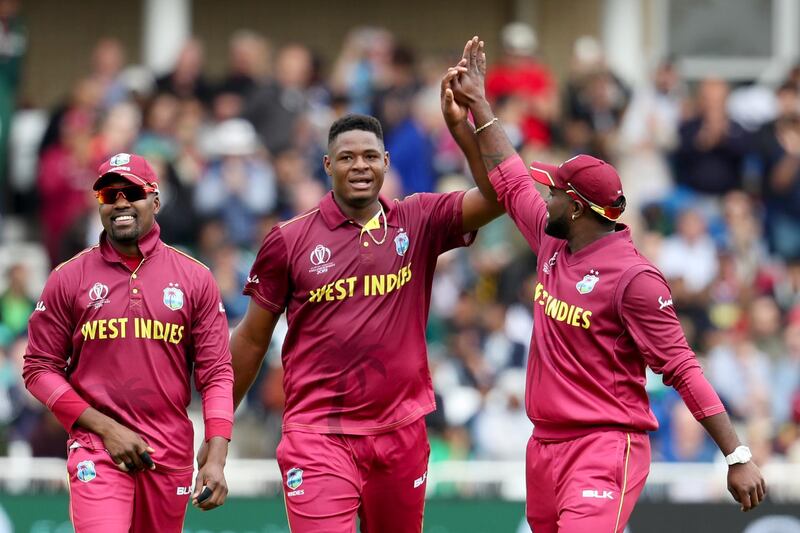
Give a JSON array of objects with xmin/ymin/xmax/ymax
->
[{"xmin": 328, "ymin": 114, "xmax": 384, "ymax": 147}]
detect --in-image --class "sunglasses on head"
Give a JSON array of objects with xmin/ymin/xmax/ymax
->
[
  {"xmin": 95, "ymin": 184, "xmax": 157, "ymax": 205},
  {"xmin": 565, "ymin": 182, "xmax": 625, "ymax": 221}
]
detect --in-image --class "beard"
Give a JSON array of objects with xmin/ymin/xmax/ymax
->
[
  {"xmin": 108, "ymin": 222, "xmax": 141, "ymax": 243},
  {"xmin": 544, "ymin": 211, "xmax": 570, "ymax": 239}
]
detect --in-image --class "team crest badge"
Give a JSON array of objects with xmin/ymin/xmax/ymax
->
[
  {"xmin": 394, "ymin": 231, "xmax": 410, "ymax": 256},
  {"xmin": 576, "ymin": 270, "xmax": 600, "ymax": 295},
  {"xmin": 163, "ymin": 283, "xmax": 184, "ymax": 311},
  {"xmin": 109, "ymin": 153, "xmax": 131, "ymax": 166},
  {"xmin": 76, "ymin": 460, "xmax": 97, "ymax": 482},
  {"xmin": 286, "ymin": 467, "xmax": 303, "ymax": 490}
]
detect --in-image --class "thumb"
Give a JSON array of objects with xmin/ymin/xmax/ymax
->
[
  {"xmin": 445, "ymin": 88, "xmax": 454, "ymax": 104},
  {"xmin": 193, "ymin": 472, "xmax": 206, "ymax": 498}
]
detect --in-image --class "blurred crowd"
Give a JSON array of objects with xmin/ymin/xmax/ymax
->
[{"xmin": 2, "ymin": 18, "xmax": 800, "ymax": 479}]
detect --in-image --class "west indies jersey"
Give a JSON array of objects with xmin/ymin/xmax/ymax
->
[
  {"xmin": 244, "ymin": 191, "xmax": 474, "ymax": 435},
  {"xmin": 24, "ymin": 224, "xmax": 234, "ymax": 470},
  {"xmin": 489, "ymin": 155, "xmax": 724, "ymax": 440}
]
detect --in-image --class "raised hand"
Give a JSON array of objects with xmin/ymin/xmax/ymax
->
[
  {"xmin": 451, "ymin": 36, "xmax": 488, "ymax": 108},
  {"xmin": 441, "ymin": 58, "xmax": 468, "ymax": 128}
]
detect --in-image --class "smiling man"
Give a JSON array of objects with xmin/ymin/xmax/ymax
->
[
  {"xmin": 23, "ymin": 153, "xmax": 234, "ymax": 532},
  {"xmin": 229, "ymin": 112, "xmax": 503, "ymax": 532}
]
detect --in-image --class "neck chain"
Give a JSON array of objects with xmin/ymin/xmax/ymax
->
[{"xmin": 360, "ymin": 203, "xmax": 387, "ymax": 245}]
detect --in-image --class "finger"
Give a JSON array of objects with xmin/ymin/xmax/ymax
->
[
  {"xmin": 738, "ymin": 489, "xmax": 752, "ymax": 512},
  {"xmin": 127, "ymin": 451, "xmax": 146, "ymax": 471},
  {"xmin": 116, "ymin": 461, "xmax": 129, "ymax": 472},
  {"xmin": 457, "ymin": 57, "xmax": 467, "ymax": 67},
  {"xmin": 750, "ymin": 486, "xmax": 761, "ymax": 507},
  {"xmin": 470, "ymin": 36, "xmax": 479, "ymax": 70},
  {"xmin": 445, "ymin": 88, "xmax": 454, "ymax": 104},
  {"xmin": 197, "ymin": 485, "xmax": 213, "ymax": 504},
  {"xmin": 140, "ymin": 451, "xmax": 155, "ymax": 470},
  {"xmin": 478, "ymin": 41, "xmax": 486, "ymax": 75},
  {"xmin": 462, "ymin": 38, "xmax": 472, "ymax": 61},
  {"xmin": 729, "ymin": 486, "xmax": 741, "ymax": 503}
]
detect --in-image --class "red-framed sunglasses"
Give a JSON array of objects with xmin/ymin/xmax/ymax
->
[
  {"xmin": 565, "ymin": 182, "xmax": 625, "ymax": 221},
  {"xmin": 95, "ymin": 184, "xmax": 158, "ymax": 205}
]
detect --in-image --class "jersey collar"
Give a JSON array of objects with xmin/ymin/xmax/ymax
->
[
  {"xmin": 319, "ymin": 191, "xmax": 397, "ymax": 230},
  {"xmin": 99, "ymin": 222, "xmax": 163, "ymax": 264}
]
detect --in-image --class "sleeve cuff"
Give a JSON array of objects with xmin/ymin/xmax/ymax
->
[
  {"xmin": 51, "ymin": 389, "xmax": 92, "ymax": 431},
  {"xmin": 204, "ymin": 418, "xmax": 233, "ymax": 441}
]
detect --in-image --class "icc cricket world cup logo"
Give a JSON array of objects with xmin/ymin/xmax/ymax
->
[{"xmin": 309, "ymin": 244, "xmax": 334, "ymax": 274}]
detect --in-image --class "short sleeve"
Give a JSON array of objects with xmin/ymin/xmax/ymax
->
[
  {"xmin": 243, "ymin": 225, "xmax": 291, "ymax": 314},
  {"xmin": 411, "ymin": 191, "xmax": 475, "ymax": 255}
]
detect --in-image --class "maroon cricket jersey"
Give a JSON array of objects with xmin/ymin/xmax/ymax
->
[
  {"xmin": 244, "ymin": 191, "xmax": 474, "ymax": 435},
  {"xmin": 24, "ymin": 224, "xmax": 234, "ymax": 470},
  {"xmin": 490, "ymin": 156, "xmax": 724, "ymax": 440}
]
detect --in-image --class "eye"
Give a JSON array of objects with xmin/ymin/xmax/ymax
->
[
  {"xmin": 341, "ymin": 155, "xmax": 352, "ymax": 161},
  {"xmin": 366, "ymin": 153, "xmax": 380, "ymax": 161}
]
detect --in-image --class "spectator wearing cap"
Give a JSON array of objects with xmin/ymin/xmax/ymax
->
[{"xmin": 194, "ymin": 119, "xmax": 277, "ymax": 247}]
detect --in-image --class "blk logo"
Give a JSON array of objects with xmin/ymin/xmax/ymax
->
[{"xmin": 582, "ymin": 489, "xmax": 614, "ymax": 500}]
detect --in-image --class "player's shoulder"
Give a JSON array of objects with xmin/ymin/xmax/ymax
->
[
  {"xmin": 277, "ymin": 207, "xmax": 322, "ymax": 232},
  {"xmin": 54, "ymin": 244, "xmax": 101, "ymax": 274},
  {"xmin": 162, "ymin": 244, "xmax": 211, "ymax": 272}
]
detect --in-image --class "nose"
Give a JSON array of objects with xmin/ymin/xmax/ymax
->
[
  {"xmin": 353, "ymin": 155, "xmax": 370, "ymax": 170},
  {"xmin": 112, "ymin": 191, "xmax": 132, "ymax": 207}
]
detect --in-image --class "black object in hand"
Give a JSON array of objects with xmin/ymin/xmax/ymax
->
[{"xmin": 197, "ymin": 486, "xmax": 213, "ymax": 504}]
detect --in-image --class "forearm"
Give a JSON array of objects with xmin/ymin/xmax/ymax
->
[
  {"xmin": 75, "ymin": 406, "xmax": 119, "ymax": 438},
  {"xmin": 698, "ymin": 411, "xmax": 741, "ymax": 455},
  {"xmin": 448, "ymin": 119, "xmax": 499, "ymax": 203},
  {"xmin": 205, "ymin": 436, "xmax": 229, "ymax": 465},
  {"xmin": 230, "ymin": 329, "xmax": 269, "ymax": 409},
  {"xmin": 466, "ymin": 101, "xmax": 518, "ymax": 171}
]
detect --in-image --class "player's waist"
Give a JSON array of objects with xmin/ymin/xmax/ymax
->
[
  {"xmin": 281, "ymin": 402, "xmax": 435, "ymax": 436},
  {"xmin": 531, "ymin": 419, "xmax": 654, "ymax": 441}
]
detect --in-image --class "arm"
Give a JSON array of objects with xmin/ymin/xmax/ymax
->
[
  {"xmin": 441, "ymin": 48, "xmax": 504, "ymax": 233},
  {"xmin": 231, "ymin": 300, "xmax": 280, "ymax": 409},
  {"xmin": 23, "ymin": 270, "xmax": 154, "ymax": 472},
  {"xmin": 620, "ymin": 270, "xmax": 765, "ymax": 511},
  {"xmin": 191, "ymin": 273, "xmax": 235, "ymax": 510}
]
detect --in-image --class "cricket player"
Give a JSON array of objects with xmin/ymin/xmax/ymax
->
[
  {"xmin": 447, "ymin": 37, "xmax": 766, "ymax": 532},
  {"xmin": 23, "ymin": 153, "xmax": 234, "ymax": 532},
  {"xmin": 224, "ymin": 107, "xmax": 503, "ymax": 532}
]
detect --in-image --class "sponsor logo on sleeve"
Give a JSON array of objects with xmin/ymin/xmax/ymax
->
[
  {"xmin": 394, "ymin": 230, "xmax": 410, "ymax": 256},
  {"xmin": 88, "ymin": 282, "xmax": 111, "ymax": 309},
  {"xmin": 658, "ymin": 295, "xmax": 673, "ymax": 310},
  {"xmin": 309, "ymin": 244, "xmax": 335, "ymax": 274},
  {"xmin": 576, "ymin": 270, "xmax": 600, "ymax": 295},
  {"xmin": 162, "ymin": 283, "xmax": 184, "ymax": 311},
  {"xmin": 76, "ymin": 460, "xmax": 97, "ymax": 482},
  {"xmin": 246, "ymin": 274, "xmax": 259, "ymax": 284},
  {"xmin": 542, "ymin": 251, "xmax": 558, "ymax": 274},
  {"xmin": 35, "ymin": 301, "xmax": 46, "ymax": 312},
  {"xmin": 286, "ymin": 467, "xmax": 304, "ymax": 496}
]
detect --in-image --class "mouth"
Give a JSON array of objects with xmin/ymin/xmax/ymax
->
[
  {"xmin": 111, "ymin": 213, "xmax": 137, "ymax": 229},
  {"xmin": 348, "ymin": 175, "xmax": 373, "ymax": 191}
]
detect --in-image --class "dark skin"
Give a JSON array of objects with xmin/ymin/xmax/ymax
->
[
  {"xmin": 449, "ymin": 35, "xmax": 766, "ymax": 511},
  {"xmin": 83, "ymin": 175, "xmax": 229, "ymax": 510}
]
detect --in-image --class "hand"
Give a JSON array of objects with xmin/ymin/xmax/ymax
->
[
  {"xmin": 193, "ymin": 437, "xmax": 229, "ymax": 511},
  {"xmin": 450, "ymin": 36, "xmax": 488, "ymax": 108},
  {"xmin": 727, "ymin": 462, "xmax": 766, "ymax": 512},
  {"xmin": 441, "ymin": 59, "xmax": 469, "ymax": 128},
  {"xmin": 99, "ymin": 420, "xmax": 155, "ymax": 472}
]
